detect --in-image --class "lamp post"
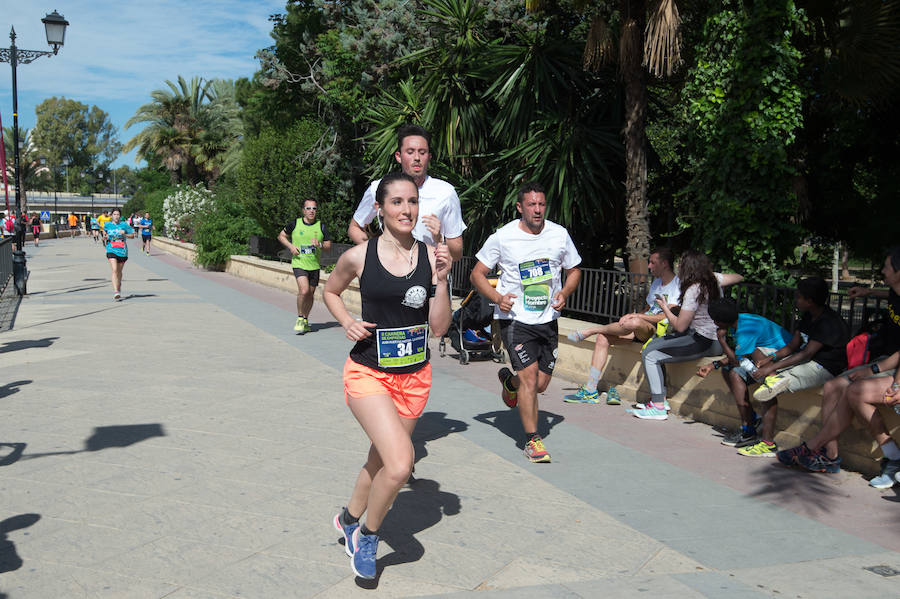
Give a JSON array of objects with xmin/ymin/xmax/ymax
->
[
  {"xmin": 59, "ymin": 157, "xmax": 68, "ymax": 225},
  {"xmin": 0, "ymin": 11, "xmax": 69, "ymax": 294}
]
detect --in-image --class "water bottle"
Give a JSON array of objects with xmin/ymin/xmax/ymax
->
[{"xmin": 739, "ymin": 357, "xmax": 757, "ymax": 375}]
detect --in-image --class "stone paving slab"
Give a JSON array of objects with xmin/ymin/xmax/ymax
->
[{"xmin": 0, "ymin": 237, "xmax": 898, "ymax": 598}]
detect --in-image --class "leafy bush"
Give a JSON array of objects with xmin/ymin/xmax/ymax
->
[
  {"xmin": 238, "ymin": 119, "xmax": 342, "ymax": 239},
  {"xmin": 194, "ymin": 184, "xmax": 263, "ymax": 269},
  {"xmin": 163, "ymin": 184, "xmax": 214, "ymax": 242},
  {"xmin": 678, "ymin": 1, "xmax": 807, "ymax": 284}
]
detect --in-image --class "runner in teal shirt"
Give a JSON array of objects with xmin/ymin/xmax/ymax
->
[{"xmin": 103, "ymin": 209, "xmax": 135, "ymax": 301}]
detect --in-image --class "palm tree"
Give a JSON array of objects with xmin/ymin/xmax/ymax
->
[
  {"xmin": 124, "ymin": 76, "xmax": 214, "ymax": 184},
  {"xmin": 529, "ymin": 0, "xmax": 682, "ymax": 273},
  {"xmin": 195, "ymin": 79, "xmax": 244, "ymax": 181}
]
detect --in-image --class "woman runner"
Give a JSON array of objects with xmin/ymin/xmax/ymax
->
[
  {"xmin": 323, "ymin": 172, "xmax": 451, "ymax": 580},
  {"xmin": 103, "ymin": 208, "xmax": 135, "ymax": 301}
]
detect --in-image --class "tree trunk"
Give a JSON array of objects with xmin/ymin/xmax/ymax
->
[{"xmin": 622, "ymin": 0, "xmax": 650, "ymax": 274}]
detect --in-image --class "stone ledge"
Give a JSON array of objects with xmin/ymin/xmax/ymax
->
[{"xmin": 152, "ymin": 237, "xmax": 897, "ymax": 476}]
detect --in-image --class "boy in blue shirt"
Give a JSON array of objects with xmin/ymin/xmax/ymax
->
[
  {"xmin": 139, "ymin": 212, "xmax": 153, "ymax": 255},
  {"xmin": 697, "ymin": 299, "xmax": 792, "ymax": 451},
  {"xmin": 103, "ymin": 208, "xmax": 135, "ymax": 301}
]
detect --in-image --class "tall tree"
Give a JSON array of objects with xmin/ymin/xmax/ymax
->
[
  {"xmin": 3, "ymin": 126, "xmax": 52, "ymax": 206},
  {"xmin": 30, "ymin": 97, "xmax": 122, "ymax": 190}
]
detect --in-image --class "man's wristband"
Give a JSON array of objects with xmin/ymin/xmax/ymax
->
[
  {"xmin": 713, "ymin": 361, "xmax": 721, "ymax": 370},
  {"xmin": 872, "ymin": 363, "xmax": 881, "ymax": 374},
  {"xmin": 769, "ymin": 352, "xmax": 778, "ymax": 362}
]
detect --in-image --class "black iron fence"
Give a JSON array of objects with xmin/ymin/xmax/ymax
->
[
  {"xmin": 0, "ymin": 237, "xmax": 13, "ymax": 294},
  {"xmin": 451, "ymin": 257, "xmax": 883, "ymax": 334}
]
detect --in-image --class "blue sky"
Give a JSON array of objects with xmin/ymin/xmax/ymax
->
[{"xmin": 1, "ymin": 0, "xmax": 286, "ymax": 168}]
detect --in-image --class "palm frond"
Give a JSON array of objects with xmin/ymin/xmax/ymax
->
[
  {"xmin": 584, "ymin": 16, "xmax": 615, "ymax": 73},
  {"xmin": 644, "ymin": 0, "xmax": 682, "ymax": 78}
]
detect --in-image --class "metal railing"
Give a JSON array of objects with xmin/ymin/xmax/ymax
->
[
  {"xmin": 450, "ymin": 258, "xmax": 884, "ymax": 333},
  {"xmin": 0, "ymin": 237, "xmax": 13, "ymax": 294}
]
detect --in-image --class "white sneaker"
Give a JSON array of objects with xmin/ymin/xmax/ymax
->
[{"xmin": 634, "ymin": 399, "xmax": 671, "ymax": 411}]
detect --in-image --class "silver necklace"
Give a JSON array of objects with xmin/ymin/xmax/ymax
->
[{"xmin": 385, "ymin": 236, "xmax": 416, "ymax": 279}]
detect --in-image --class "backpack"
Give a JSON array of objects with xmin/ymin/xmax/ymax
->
[
  {"xmin": 4, "ymin": 217, "xmax": 14, "ymax": 233},
  {"xmin": 846, "ymin": 332, "xmax": 874, "ymax": 370}
]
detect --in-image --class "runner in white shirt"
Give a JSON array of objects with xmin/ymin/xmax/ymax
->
[
  {"xmin": 566, "ymin": 248, "xmax": 681, "ymax": 405},
  {"xmin": 347, "ymin": 125, "xmax": 466, "ymax": 261},
  {"xmin": 470, "ymin": 182, "xmax": 582, "ymax": 464}
]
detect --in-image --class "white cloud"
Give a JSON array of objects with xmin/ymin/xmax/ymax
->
[{"xmin": 1, "ymin": 0, "xmax": 287, "ymax": 166}]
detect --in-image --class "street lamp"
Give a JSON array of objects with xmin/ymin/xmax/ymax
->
[
  {"xmin": 62, "ymin": 156, "xmax": 69, "ymax": 193},
  {"xmin": 0, "ymin": 10, "xmax": 69, "ymax": 294}
]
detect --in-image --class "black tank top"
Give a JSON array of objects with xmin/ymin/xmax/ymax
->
[{"xmin": 349, "ymin": 238, "xmax": 433, "ymax": 373}]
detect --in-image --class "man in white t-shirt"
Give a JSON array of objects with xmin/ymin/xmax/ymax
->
[
  {"xmin": 470, "ymin": 182, "xmax": 582, "ymax": 464},
  {"xmin": 347, "ymin": 124, "xmax": 466, "ymax": 261},
  {"xmin": 565, "ymin": 248, "xmax": 681, "ymax": 405}
]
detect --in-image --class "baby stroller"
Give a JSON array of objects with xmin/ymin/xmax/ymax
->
[{"xmin": 439, "ymin": 288, "xmax": 506, "ymax": 365}]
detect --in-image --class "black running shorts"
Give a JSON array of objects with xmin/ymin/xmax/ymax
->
[
  {"xmin": 499, "ymin": 319, "xmax": 558, "ymax": 375},
  {"xmin": 292, "ymin": 267, "xmax": 320, "ymax": 287}
]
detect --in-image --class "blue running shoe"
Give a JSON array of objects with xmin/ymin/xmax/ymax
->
[
  {"xmin": 351, "ymin": 528, "xmax": 379, "ymax": 579},
  {"xmin": 606, "ymin": 386, "xmax": 621, "ymax": 405},
  {"xmin": 564, "ymin": 385, "xmax": 600, "ymax": 403},
  {"xmin": 797, "ymin": 450, "xmax": 841, "ymax": 473},
  {"xmin": 333, "ymin": 511, "xmax": 358, "ymax": 557}
]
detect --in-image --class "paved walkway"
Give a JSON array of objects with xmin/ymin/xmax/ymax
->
[{"xmin": 1, "ymin": 236, "xmax": 899, "ymax": 598}]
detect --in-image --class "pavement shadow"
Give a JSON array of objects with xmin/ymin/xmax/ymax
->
[
  {"xmin": 0, "ymin": 513, "xmax": 41, "ymax": 574},
  {"xmin": 0, "ymin": 337, "xmax": 58, "ymax": 354},
  {"xmin": 308, "ymin": 321, "xmax": 341, "ymax": 333},
  {"xmin": 122, "ymin": 294, "xmax": 157, "ymax": 300},
  {"xmin": 411, "ymin": 411, "xmax": 468, "ymax": 464},
  {"xmin": 0, "ymin": 380, "xmax": 32, "ymax": 399},
  {"xmin": 473, "ymin": 409, "xmax": 564, "ymax": 449},
  {"xmin": 746, "ymin": 462, "xmax": 850, "ymax": 516},
  {"xmin": 0, "ymin": 443, "xmax": 26, "ymax": 466},
  {"xmin": 17, "ymin": 306, "xmax": 122, "ymax": 330},
  {"xmin": 17, "ymin": 423, "xmax": 166, "ymax": 462},
  {"xmin": 355, "ymin": 477, "xmax": 460, "ymax": 589},
  {"xmin": 28, "ymin": 283, "xmax": 107, "ymax": 296}
]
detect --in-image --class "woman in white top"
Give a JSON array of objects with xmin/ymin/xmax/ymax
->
[{"xmin": 634, "ymin": 250, "xmax": 743, "ymax": 420}]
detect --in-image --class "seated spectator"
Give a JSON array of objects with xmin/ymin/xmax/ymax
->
[
  {"xmin": 778, "ymin": 247, "xmax": 900, "ymax": 485},
  {"xmin": 631, "ymin": 250, "xmax": 743, "ymax": 420},
  {"xmin": 778, "ymin": 352, "xmax": 900, "ymax": 484},
  {"xmin": 567, "ymin": 248, "xmax": 680, "ymax": 405},
  {"xmin": 698, "ymin": 298, "xmax": 792, "ymax": 450},
  {"xmin": 743, "ymin": 277, "xmax": 849, "ymax": 455}
]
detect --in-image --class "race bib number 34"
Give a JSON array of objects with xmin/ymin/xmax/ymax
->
[
  {"xmin": 377, "ymin": 325, "xmax": 428, "ymax": 367},
  {"xmin": 519, "ymin": 258, "xmax": 551, "ymax": 285}
]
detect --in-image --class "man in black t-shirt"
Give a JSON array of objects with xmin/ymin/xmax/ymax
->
[
  {"xmin": 778, "ymin": 247, "xmax": 900, "ymax": 486},
  {"xmin": 737, "ymin": 278, "xmax": 849, "ymax": 457}
]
